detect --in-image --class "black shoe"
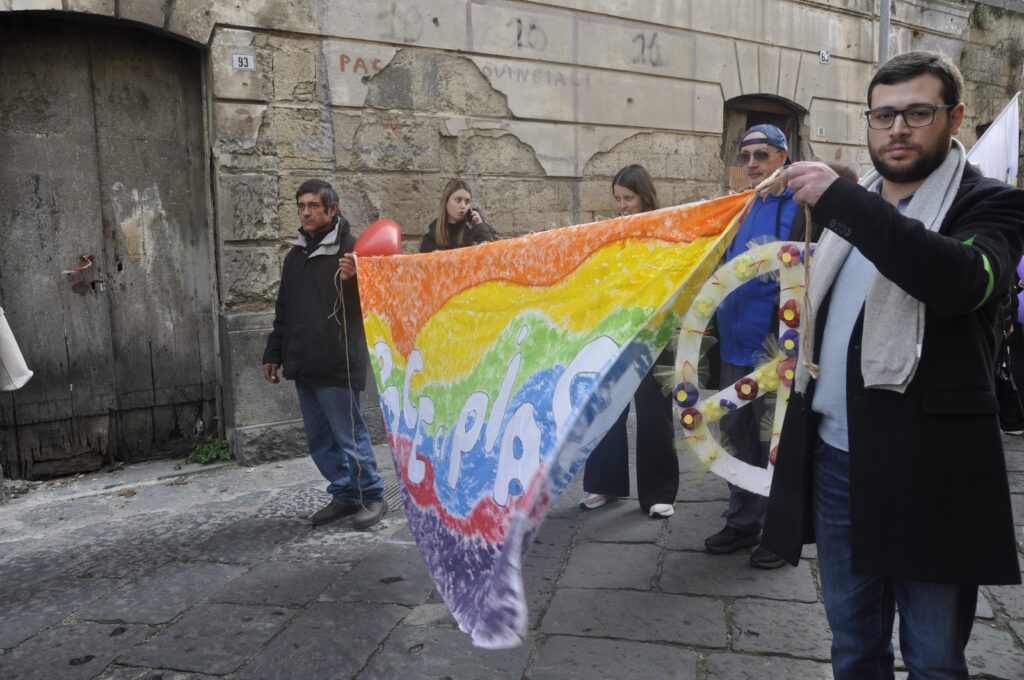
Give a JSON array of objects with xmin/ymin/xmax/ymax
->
[
  {"xmin": 749, "ymin": 545, "xmax": 787, "ymax": 569},
  {"xmin": 352, "ymin": 500, "xmax": 387, "ymax": 530},
  {"xmin": 311, "ymin": 501, "xmax": 359, "ymax": 527},
  {"xmin": 704, "ymin": 525, "xmax": 761, "ymax": 554}
]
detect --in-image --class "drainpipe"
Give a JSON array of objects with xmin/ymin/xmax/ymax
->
[{"xmin": 879, "ymin": 0, "xmax": 891, "ymax": 64}]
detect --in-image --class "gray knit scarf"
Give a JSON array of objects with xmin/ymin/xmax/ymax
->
[{"xmin": 795, "ymin": 138, "xmax": 967, "ymax": 394}]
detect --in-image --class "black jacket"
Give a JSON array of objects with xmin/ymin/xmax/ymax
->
[
  {"xmin": 762, "ymin": 166, "xmax": 1024, "ymax": 585},
  {"xmin": 419, "ymin": 215, "xmax": 498, "ymax": 253},
  {"xmin": 262, "ymin": 215, "xmax": 367, "ymax": 389}
]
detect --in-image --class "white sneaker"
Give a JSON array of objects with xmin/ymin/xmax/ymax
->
[
  {"xmin": 579, "ymin": 493, "xmax": 618, "ymax": 510},
  {"xmin": 649, "ymin": 503, "xmax": 675, "ymax": 519}
]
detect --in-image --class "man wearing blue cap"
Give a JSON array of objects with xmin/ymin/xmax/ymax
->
[{"xmin": 704, "ymin": 124, "xmax": 799, "ymax": 569}]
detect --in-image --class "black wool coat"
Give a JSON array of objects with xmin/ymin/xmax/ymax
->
[
  {"xmin": 762, "ymin": 166, "xmax": 1024, "ymax": 585},
  {"xmin": 262, "ymin": 215, "xmax": 368, "ymax": 390}
]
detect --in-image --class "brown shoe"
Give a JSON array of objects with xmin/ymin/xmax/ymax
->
[
  {"xmin": 310, "ymin": 501, "xmax": 359, "ymax": 527},
  {"xmin": 352, "ymin": 500, "xmax": 387, "ymax": 530}
]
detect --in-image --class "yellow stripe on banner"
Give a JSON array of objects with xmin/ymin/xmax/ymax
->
[{"xmin": 409, "ymin": 235, "xmax": 723, "ymax": 383}]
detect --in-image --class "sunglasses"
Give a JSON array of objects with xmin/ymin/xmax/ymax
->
[{"xmin": 736, "ymin": 149, "xmax": 778, "ymax": 164}]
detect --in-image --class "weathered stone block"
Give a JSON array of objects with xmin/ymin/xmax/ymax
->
[
  {"xmin": 317, "ymin": 0, "xmax": 466, "ymax": 52},
  {"xmin": 732, "ymin": 599, "xmax": 832, "ymax": 660},
  {"xmin": 705, "ymin": 653, "xmax": 833, "ymax": 679},
  {"xmin": 239, "ymin": 602, "xmax": 407, "ymax": 680},
  {"xmin": 221, "ymin": 245, "xmax": 282, "ymax": 312},
  {"xmin": 344, "ymin": 173, "xmax": 444, "ymax": 242},
  {"xmin": 0, "ymin": 623, "xmax": 151, "ymax": 680},
  {"xmin": 119, "ymin": 603, "xmax": 290, "ymax": 675},
  {"xmin": 211, "ymin": 0, "xmax": 319, "ymax": 35},
  {"xmin": 269, "ymin": 36, "xmax": 318, "ymax": 102},
  {"xmin": 269, "ymin": 106, "xmax": 334, "ymax": 170},
  {"xmin": 323, "ymin": 39, "xmax": 400, "ymax": 107},
  {"xmin": 966, "ymin": 620, "xmax": 1024, "ymax": 679},
  {"xmin": 67, "ymin": 0, "xmax": 114, "ymax": 17},
  {"xmin": 576, "ymin": 178, "xmax": 613, "ymax": 220},
  {"xmin": 223, "ymin": 324, "xmax": 300, "ymax": 428},
  {"xmin": 9, "ymin": 0, "xmax": 61, "ymax": 10},
  {"xmin": 577, "ymin": 501, "xmax": 664, "ymax": 544},
  {"xmin": 561, "ymin": 542, "xmax": 659, "ymax": 590},
  {"xmin": 118, "ymin": 0, "xmax": 166, "ymax": 29},
  {"xmin": 531, "ymin": 636, "xmax": 698, "ymax": 680},
  {"xmin": 211, "ymin": 561, "xmax": 338, "ymax": 607},
  {"xmin": 474, "ymin": 177, "xmax": 573, "ymax": 231},
  {"xmin": 456, "ymin": 131, "xmax": 544, "ymax": 176},
  {"xmin": 333, "ymin": 111, "xmax": 364, "ymax": 170},
  {"xmin": 365, "ymin": 49, "xmax": 439, "ymax": 111},
  {"xmin": 167, "ymin": 0, "xmax": 216, "ymax": 45},
  {"xmin": 210, "ymin": 28, "xmax": 272, "ymax": 102},
  {"xmin": 435, "ymin": 53, "xmax": 515, "ymax": 117},
  {"xmin": 542, "ymin": 588, "xmax": 726, "ymax": 647},
  {"xmin": 666, "ymin": 180, "xmax": 727, "ymax": 207},
  {"xmin": 321, "ymin": 542, "xmax": 435, "ymax": 605},
  {"xmin": 233, "ymin": 419, "xmax": 308, "ymax": 465},
  {"xmin": 77, "ymin": 562, "xmax": 245, "ymax": 624},
  {"xmin": 794, "ymin": 54, "xmax": 875, "ymax": 111},
  {"xmin": 660, "ymin": 550, "xmax": 819, "ymax": 602},
  {"xmin": 361, "ymin": 626, "xmax": 533, "ymax": 679},
  {"xmin": 809, "ymin": 100, "xmax": 864, "ymax": 146},
  {"xmin": 218, "ymin": 173, "xmax": 280, "ymax": 242},
  {"xmin": 181, "ymin": 517, "xmax": 305, "ymax": 564},
  {"xmin": 471, "ymin": 55, "xmax": 721, "ymax": 132},
  {"xmin": 352, "ymin": 113, "xmax": 441, "ymax": 172}
]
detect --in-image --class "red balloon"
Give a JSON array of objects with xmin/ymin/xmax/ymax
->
[{"xmin": 354, "ymin": 219, "xmax": 401, "ymax": 257}]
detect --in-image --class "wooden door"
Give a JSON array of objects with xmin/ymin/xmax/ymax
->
[{"xmin": 0, "ymin": 17, "xmax": 216, "ymax": 478}]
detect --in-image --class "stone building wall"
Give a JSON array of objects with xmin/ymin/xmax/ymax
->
[{"xmin": 2, "ymin": 0, "xmax": 1022, "ymax": 466}]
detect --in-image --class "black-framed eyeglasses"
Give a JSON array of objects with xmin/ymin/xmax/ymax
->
[
  {"xmin": 735, "ymin": 149, "xmax": 777, "ymax": 165},
  {"xmin": 864, "ymin": 104, "xmax": 955, "ymax": 130}
]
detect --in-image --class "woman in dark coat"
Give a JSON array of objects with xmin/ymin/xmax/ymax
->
[
  {"xmin": 579, "ymin": 164, "xmax": 679, "ymax": 519},
  {"xmin": 419, "ymin": 179, "xmax": 498, "ymax": 253}
]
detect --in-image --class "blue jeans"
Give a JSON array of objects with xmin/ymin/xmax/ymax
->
[
  {"xmin": 812, "ymin": 439, "xmax": 976, "ymax": 679},
  {"xmin": 295, "ymin": 382, "xmax": 384, "ymax": 505}
]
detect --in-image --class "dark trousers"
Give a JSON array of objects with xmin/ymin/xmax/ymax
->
[
  {"xmin": 719, "ymin": 361, "xmax": 769, "ymax": 533},
  {"xmin": 997, "ymin": 325, "xmax": 1024, "ymax": 432},
  {"xmin": 582, "ymin": 362, "xmax": 679, "ymax": 511}
]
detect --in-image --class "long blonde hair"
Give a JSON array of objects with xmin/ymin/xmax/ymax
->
[{"xmin": 435, "ymin": 179, "xmax": 472, "ymax": 249}]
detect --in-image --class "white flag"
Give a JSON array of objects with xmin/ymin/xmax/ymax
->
[{"xmin": 967, "ymin": 92, "xmax": 1020, "ymax": 186}]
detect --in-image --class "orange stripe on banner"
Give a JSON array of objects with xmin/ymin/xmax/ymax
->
[{"xmin": 358, "ymin": 191, "xmax": 751, "ymax": 357}]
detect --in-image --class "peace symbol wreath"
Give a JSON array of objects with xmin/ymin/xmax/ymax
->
[{"xmin": 672, "ymin": 240, "xmax": 810, "ymax": 496}]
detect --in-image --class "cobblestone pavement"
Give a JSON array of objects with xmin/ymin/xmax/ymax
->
[{"xmin": 1, "ymin": 435, "xmax": 1022, "ymax": 679}]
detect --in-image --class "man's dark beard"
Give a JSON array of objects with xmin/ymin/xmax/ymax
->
[{"xmin": 869, "ymin": 136, "xmax": 951, "ymax": 183}]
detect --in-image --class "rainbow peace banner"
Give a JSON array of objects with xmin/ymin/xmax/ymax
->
[{"xmin": 357, "ymin": 192, "xmax": 750, "ymax": 648}]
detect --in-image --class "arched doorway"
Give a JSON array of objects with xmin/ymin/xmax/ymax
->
[
  {"xmin": 0, "ymin": 15, "xmax": 217, "ymax": 478},
  {"xmin": 722, "ymin": 95, "xmax": 805, "ymax": 192}
]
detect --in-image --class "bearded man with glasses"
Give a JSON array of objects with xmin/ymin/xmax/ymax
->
[
  {"xmin": 703, "ymin": 123, "xmax": 806, "ymax": 570},
  {"xmin": 764, "ymin": 51, "xmax": 1024, "ymax": 678}
]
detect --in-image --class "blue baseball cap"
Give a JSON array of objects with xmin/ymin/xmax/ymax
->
[{"xmin": 739, "ymin": 124, "xmax": 788, "ymax": 151}]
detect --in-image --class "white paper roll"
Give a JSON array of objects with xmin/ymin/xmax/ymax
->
[{"xmin": 0, "ymin": 306, "xmax": 33, "ymax": 391}]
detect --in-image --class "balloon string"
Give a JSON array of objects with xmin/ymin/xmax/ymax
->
[
  {"xmin": 336, "ymin": 259, "xmax": 367, "ymax": 512},
  {"xmin": 800, "ymin": 205, "xmax": 819, "ymax": 379}
]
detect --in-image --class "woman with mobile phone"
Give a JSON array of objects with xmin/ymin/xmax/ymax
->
[
  {"xmin": 419, "ymin": 179, "xmax": 498, "ymax": 252},
  {"xmin": 579, "ymin": 164, "xmax": 678, "ymax": 519}
]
